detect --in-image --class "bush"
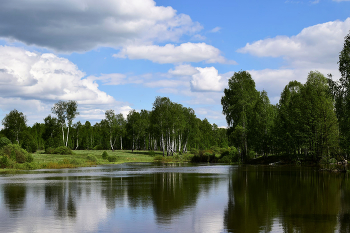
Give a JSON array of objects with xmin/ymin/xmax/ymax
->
[
  {"xmin": 93, "ymin": 145, "xmax": 103, "ymax": 150},
  {"xmin": 190, "ymin": 148, "xmax": 199, "ymax": 156},
  {"xmin": 218, "ymin": 155, "xmax": 231, "ymax": 163},
  {"xmin": 26, "ymin": 154, "xmax": 34, "ymax": 163},
  {"xmin": 191, "ymin": 151, "xmax": 217, "ymax": 163},
  {"xmin": 149, "ymin": 150, "xmax": 155, "ymax": 156},
  {"xmin": 53, "ymin": 146, "xmax": 73, "ymax": 155},
  {"xmin": 0, "ymin": 137, "xmax": 11, "ymax": 149},
  {"xmin": 69, "ymin": 159, "xmax": 81, "ymax": 165},
  {"xmin": 0, "ymin": 155, "xmax": 12, "ymax": 168},
  {"xmin": 45, "ymin": 147, "xmax": 55, "ymax": 154},
  {"xmin": 87, "ymin": 154, "xmax": 97, "ymax": 162},
  {"xmin": 102, "ymin": 151, "xmax": 109, "ymax": 160},
  {"xmin": 210, "ymin": 146, "xmax": 220, "ymax": 154},
  {"xmin": 248, "ymin": 150, "xmax": 256, "ymax": 160},
  {"xmin": 107, "ymin": 155, "xmax": 117, "ymax": 162},
  {"xmin": 1, "ymin": 144, "xmax": 31, "ymax": 163}
]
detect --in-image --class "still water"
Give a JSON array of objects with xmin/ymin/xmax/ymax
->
[{"xmin": 0, "ymin": 163, "xmax": 349, "ymax": 233}]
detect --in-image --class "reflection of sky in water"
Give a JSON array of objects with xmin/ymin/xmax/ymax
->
[
  {"xmin": 0, "ymin": 164, "xmax": 232, "ymax": 233},
  {"xmin": 1, "ymin": 164, "xmax": 348, "ymax": 233}
]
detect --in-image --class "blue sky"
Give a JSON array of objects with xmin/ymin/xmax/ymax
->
[{"xmin": 0, "ymin": 0, "xmax": 349, "ymax": 127}]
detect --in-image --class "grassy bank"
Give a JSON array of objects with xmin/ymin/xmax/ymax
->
[
  {"xmin": 0, "ymin": 149, "xmax": 195, "ymax": 173},
  {"xmin": 32, "ymin": 149, "xmax": 161, "ymax": 168},
  {"xmin": 0, "ymin": 147, "xmax": 246, "ymax": 173}
]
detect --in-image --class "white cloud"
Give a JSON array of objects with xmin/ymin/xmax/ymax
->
[
  {"xmin": 0, "ymin": 46, "xmax": 130, "ymax": 125},
  {"xmin": 92, "ymin": 73, "xmax": 127, "ymax": 85},
  {"xmin": 237, "ymin": 18, "xmax": 350, "ymax": 103},
  {"xmin": 113, "ymin": 43, "xmax": 236, "ymax": 64},
  {"xmin": 0, "ymin": 0, "xmax": 202, "ymax": 52},
  {"xmin": 191, "ymin": 67, "xmax": 227, "ymax": 92},
  {"xmin": 209, "ymin": 27, "xmax": 221, "ymax": 33},
  {"xmin": 168, "ymin": 64, "xmax": 199, "ymax": 76},
  {"xmin": 144, "ymin": 79, "xmax": 188, "ymax": 88},
  {"xmin": 191, "ymin": 34, "xmax": 206, "ymax": 41},
  {"xmin": 238, "ymin": 18, "xmax": 350, "ymax": 70}
]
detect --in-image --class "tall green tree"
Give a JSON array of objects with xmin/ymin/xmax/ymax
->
[
  {"xmin": 300, "ymin": 71, "xmax": 339, "ymax": 160},
  {"xmin": 329, "ymin": 31, "xmax": 350, "ymax": 155},
  {"xmin": 250, "ymin": 90, "xmax": 275, "ymax": 157},
  {"xmin": 1, "ymin": 109, "xmax": 27, "ymax": 144},
  {"xmin": 42, "ymin": 114, "xmax": 61, "ymax": 148},
  {"xmin": 221, "ymin": 71, "xmax": 259, "ymax": 160}
]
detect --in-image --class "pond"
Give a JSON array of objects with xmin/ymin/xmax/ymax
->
[{"xmin": 0, "ymin": 163, "xmax": 349, "ymax": 233}]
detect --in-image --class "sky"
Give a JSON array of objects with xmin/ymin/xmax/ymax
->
[{"xmin": 0, "ymin": 0, "xmax": 349, "ymax": 128}]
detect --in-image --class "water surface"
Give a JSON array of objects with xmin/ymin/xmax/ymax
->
[{"xmin": 0, "ymin": 164, "xmax": 349, "ymax": 232}]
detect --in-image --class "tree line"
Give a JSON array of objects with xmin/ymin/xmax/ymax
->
[
  {"xmin": 0, "ymin": 97, "xmax": 228, "ymax": 155},
  {"xmin": 221, "ymin": 32, "xmax": 350, "ymax": 162}
]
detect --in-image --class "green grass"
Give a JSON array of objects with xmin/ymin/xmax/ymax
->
[
  {"xmin": 0, "ymin": 149, "xmax": 195, "ymax": 172},
  {"xmin": 30, "ymin": 149, "xmax": 167, "ymax": 168}
]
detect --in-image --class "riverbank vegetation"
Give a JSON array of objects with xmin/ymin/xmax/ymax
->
[{"xmin": 1, "ymin": 32, "xmax": 350, "ymax": 169}]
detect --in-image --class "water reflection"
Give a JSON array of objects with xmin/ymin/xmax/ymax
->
[
  {"xmin": 0, "ymin": 164, "xmax": 350, "ymax": 232},
  {"xmin": 224, "ymin": 166, "xmax": 350, "ymax": 233},
  {"xmin": 3, "ymin": 184, "xmax": 26, "ymax": 215}
]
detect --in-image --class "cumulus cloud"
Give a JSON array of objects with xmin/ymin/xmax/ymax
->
[
  {"xmin": 191, "ymin": 67, "xmax": 227, "ymax": 92},
  {"xmin": 0, "ymin": 0, "xmax": 202, "ymax": 52},
  {"xmin": 168, "ymin": 64, "xmax": 199, "ymax": 76},
  {"xmin": 0, "ymin": 46, "xmax": 131, "ymax": 125},
  {"xmin": 238, "ymin": 18, "xmax": 350, "ymax": 70},
  {"xmin": 113, "ymin": 43, "xmax": 236, "ymax": 64},
  {"xmin": 236, "ymin": 18, "xmax": 350, "ymax": 103}
]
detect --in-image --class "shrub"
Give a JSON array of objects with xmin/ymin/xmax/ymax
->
[
  {"xmin": 191, "ymin": 151, "xmax": 217, "ymax": 163},
  {"xmin": 53, "ymin": 146, "xmax": 73, "ymax": 155},
  {"xmin": 102, "ymin": 151, "xmax": 109, "ymax": 160},
  {"xmin": 0, "ymin": 155, "xmax": 11, "ymax": 168},
  {"xmin": 45, "ymin": 147, "xmax": 55, "ymax": 154},
  {"xmin": 248, "ymin": 150, "xmax": 256, "ymax": 160},
  {"xmin": 0, "ymin": 137, "xmax": 11, "ymax": 149},
  {"xmin": 87, "ymin": 154, "xmax": 97, "ymax": 162},
  {"xmin": 1, "ymin": 144, "xmax": 30, "ymax": 163},
  {"xmin": 218, "ymin": 156, "xmax": 231, "ymax": 164},
  {"xmin": 93, "ymin": 145, "xmax": 103, "ymax": 150},
  {"xmin": 210, "ymin": 146, "xmax": 220, "ymax": 154},
  {"xmin": 107, "ymin": 155, "xmax": 117, "ymax": 162},
  {"xmin": 190, "ymin": 148, "xmax": 199, "ymax": 156},
  {"xmin": 219, "ymin": 146, "xmax": 239, "ymax": 163},
  {"xmin": 69, "ymin": 159, "xmax": 81, "ymax": 165},
  {"xmin": 149, "ymin": 150, "xmax": 155, "ymax": 156},
  {"xmin": 26, "ymin": 154, "xmax": 34, "ymax": 163}
]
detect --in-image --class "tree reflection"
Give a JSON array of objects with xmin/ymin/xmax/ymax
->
[
  {"xmin": 224, "ymin": 166, "xmax": 344, "ymax": 233},
  {"xmin": 44, "ymin": 177, "xmax": 79, "ymax": 219},
  {"xmin": 3, "ymin": 184, "xmax": 26, "ymax": 215},
  {"xmin": 151, "ymin": 172, "xmax": 216, "ymax": 225}
]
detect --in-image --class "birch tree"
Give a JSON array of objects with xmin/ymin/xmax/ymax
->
[
  {"xmin": 105, "ymin": 110, "xmax": 118, "ymax": 151},
  {"xmin": 51, "ymin": 100, "xmax": 79, "ymax": 147}
]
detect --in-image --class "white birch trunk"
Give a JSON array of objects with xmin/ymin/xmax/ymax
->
[{"xmin": 65, "ymin": 127, "xmax": 70, "ymax": 147}]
